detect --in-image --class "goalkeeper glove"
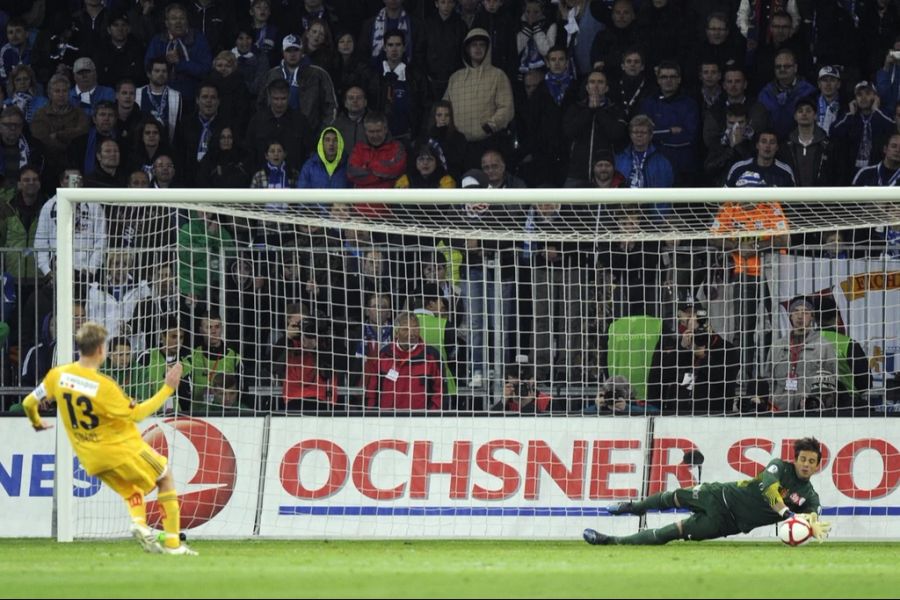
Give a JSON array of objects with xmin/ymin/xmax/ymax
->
[{"xmin": 798, "ymin": 512, "xmax": 832, "ymax": 542}]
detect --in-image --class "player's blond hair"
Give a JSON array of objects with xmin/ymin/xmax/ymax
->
[{"xmin": 75, "ymin": 322, "xmax": 108, "ymax": 356}]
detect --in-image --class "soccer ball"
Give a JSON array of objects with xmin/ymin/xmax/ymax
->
[{"xmin": 778, "ymin": 516, "xmax": 813, "ymax": 546}]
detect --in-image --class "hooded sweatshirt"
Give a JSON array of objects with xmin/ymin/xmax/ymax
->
[
  {"xmin": 443, "ymin": 28, "xmax": 514, "ymax": 142},
  {"xmin": 298, "ymin": 126, "xmax": 349, "ymax": 189}
]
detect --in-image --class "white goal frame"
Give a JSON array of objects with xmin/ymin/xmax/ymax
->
[{"xmin": 52, "ymin": 185, "xmax": 900, "ymax": 542}]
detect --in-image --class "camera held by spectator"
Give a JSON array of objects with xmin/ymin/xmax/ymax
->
[
  {"xmin": 494, "ymin": 364, "xmax": 552, "ymax": 413},
  {"xmin": 595, "ymin": 375, "xmax": 635, "ymax": 413}
]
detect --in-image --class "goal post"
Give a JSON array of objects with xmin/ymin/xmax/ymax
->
[
  {"xmin": 49, "ymin": 185, "xmax": 900, "ymax": 542},
  {"xmin": 55, "ymin": 192, "xmax": 74, "ymax": 543}
]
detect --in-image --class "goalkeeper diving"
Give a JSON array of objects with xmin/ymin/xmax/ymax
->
[
  {"xmin": 22, "ymin": 321, "xmax": 197, "ymax": 555},
  {"xmin": 584, "ymin": 437, "xmax": 831, "ymax": 545}
]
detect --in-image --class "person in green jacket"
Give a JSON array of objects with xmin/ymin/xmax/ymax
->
[
  {"xmin": 0, "ymin": 165, "xmax": 46, "ymax": 279},
  {"xmin": 584, "ymin": 438, "xmax": 831, "ymax": 545},
  {"xmin": 189, "ymin": 312, "xmax": 244, "ymax": 415},
  {"xmin": 133, "ymin": 319, "xmax": 191, "ymax": 413},
  {"xmin": 413, "ymin": 284, "xmax": 457, "ymax": 397},
  {"xmin": 818, "ymin": 299, "xmax": 870, "ymax": 407},
  {"xmin": 178, "ymin": 211, "xmax": 236, "ymax": 301}
]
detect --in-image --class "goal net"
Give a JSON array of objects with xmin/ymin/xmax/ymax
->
[{"xmin": 51, "ymin": 186, "xmax": 900, "ymax": 541}]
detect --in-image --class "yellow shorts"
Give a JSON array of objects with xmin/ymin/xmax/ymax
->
[{"xmin": 96, "ymin": 444, "xmax": 168, "ymax": 499}]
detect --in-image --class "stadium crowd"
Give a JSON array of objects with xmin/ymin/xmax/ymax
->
[{"xmin": 0, "ymin": 0, "xmax": 897, "ymax": 417}]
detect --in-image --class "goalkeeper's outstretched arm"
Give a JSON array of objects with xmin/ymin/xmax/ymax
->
[{"xmin": 767, "ymin": 493, "xmax": 831, "ymax": 541}]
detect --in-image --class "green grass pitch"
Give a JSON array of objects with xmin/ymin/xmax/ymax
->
[{"xmin": 2, "ymin": 539, "xmax": 898, "ymax": 598}]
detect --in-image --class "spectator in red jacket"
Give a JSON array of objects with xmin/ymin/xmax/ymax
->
[
  {"xmin": 272, "ymin": 306, "xmax": 335, "ymax": 413},
  {"xmin": 347, "ymin": 110, "xmax": 406, "ymax": 218},
  {"xmin": 365, "ymin": 312, "xmax": 443, "ymax": 411}
]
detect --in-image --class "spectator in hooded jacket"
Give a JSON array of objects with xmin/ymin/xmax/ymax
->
[
  {"xmin": 444, "ymin": 28, "xmax": 515, "ymax": 168},
  {"xmin": 298, "ymin": 126, "xmax": 349, "ymax": 189}
]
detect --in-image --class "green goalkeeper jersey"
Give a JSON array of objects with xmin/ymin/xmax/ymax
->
[{"xmin": 720, "ymin": 458, "xmax": 821, "ymax": 533}]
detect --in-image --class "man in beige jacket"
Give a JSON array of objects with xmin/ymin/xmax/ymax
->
[{"xmin": 444, "ymin": 28, "xmax": 514, "ymax": 169}]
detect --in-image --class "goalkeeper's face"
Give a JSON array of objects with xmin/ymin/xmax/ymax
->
[{"xmin": 794, "ymin": 450, "xmax": 820, "ymax": 480}]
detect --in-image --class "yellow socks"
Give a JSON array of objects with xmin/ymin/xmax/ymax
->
[{"xmin": 157, "ymin": 490, "xmax": 181, "ymax": 549}]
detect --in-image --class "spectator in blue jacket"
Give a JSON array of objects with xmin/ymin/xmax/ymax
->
[
  {"xmin": 3, "ymin": 65, "xmax": 47, "ymax": 124},
  {"xmin": 144, "ymin": 3, "xmax": 212, "ymax": 104},
  {"xmin": 68, "ymin": 57, "xmax": 116, "ymax": 118},
  {"xmin": 0, "ymin": 18, "xmax": 30, "ymax": 89},
  {"xmin": 298, "ymin": 126, "xmax": 348, "ymax": 189},
  {"xmin": 757, "ymin": 48, "xmax": 816, "ymax": 141},
  {"xmin": 639, "ymin": 60, "xmax": 700, "ymax": 185},
  {"xmin": 615, "ymin": 114, "xmax": 674, "ymax": 218}
]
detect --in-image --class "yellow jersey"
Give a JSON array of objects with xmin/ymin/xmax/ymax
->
[{"xmin": 26, "ymin": 362, "xmax": 173, "ymax": 475}]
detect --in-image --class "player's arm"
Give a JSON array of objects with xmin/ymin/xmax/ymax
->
[
  {"xmin": 23, "ymin": 383, "xmax": 54, "ymax": 431},
  {"xmin": 131, "ymin": 363, "xmax": 183, "ymax": 421},
  {"xmin": 758, "ymin": 459, "xmax": 791, "ymax": 517}
]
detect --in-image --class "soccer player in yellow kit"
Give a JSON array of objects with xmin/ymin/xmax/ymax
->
[{"xmin": 22, "ymin": 322, "xmax": 197, "ymax": 556}]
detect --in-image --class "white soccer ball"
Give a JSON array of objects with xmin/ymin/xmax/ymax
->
[{"xmin": 778, "ymin": 516, "xmax": 813, "ymax": 546}]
